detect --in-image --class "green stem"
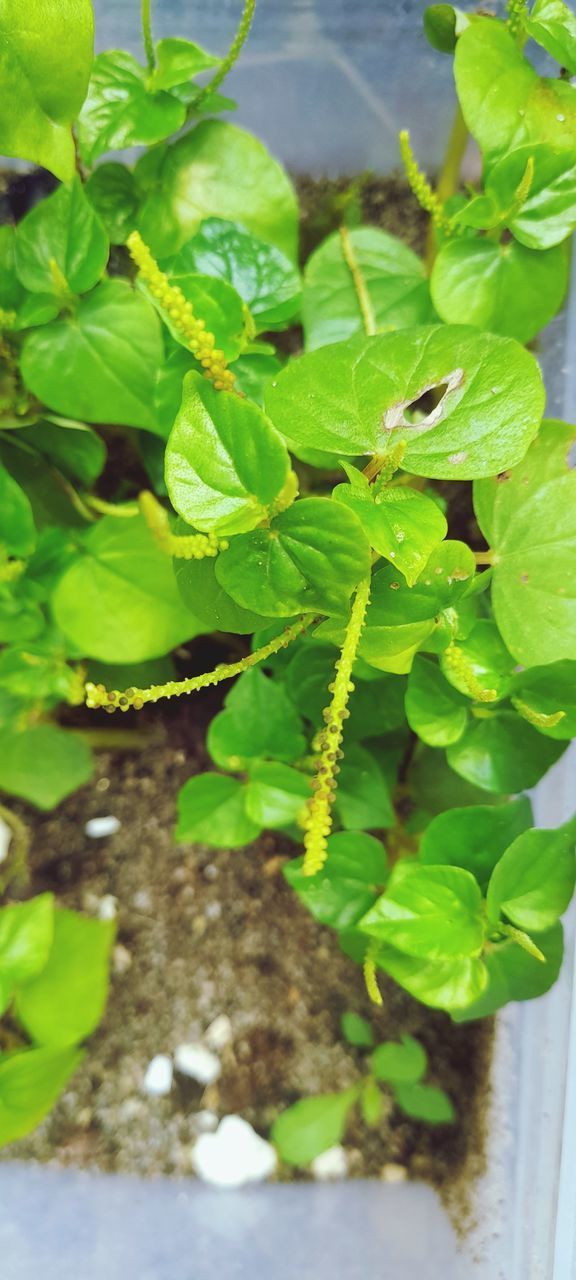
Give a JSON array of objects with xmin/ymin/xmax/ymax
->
[
  {"xmin": 141, "ymin": 0, "xmax": 155, "ymax": 71},
  {"xmin": 425, "ymin": 104, "xmax": 468, "ymax": 271},
  {"xmin": 0, "ymin": 803, "xmax": 30, "ymax": 893},
  {"xmin": 339, "ymin": 226, "xmax": 376, "ymax": 336},
  {"xmin": 194, "ymin": 0, "xmax": 256, "ymax": 108}
]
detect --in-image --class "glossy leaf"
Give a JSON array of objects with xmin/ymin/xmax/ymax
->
[
  {"xmin": 487, "ymin": 826, "xmax": 576, "ymax": 932},
  {"xmin": 15, "ymin": 909, "xmax": 114, "ymax": 1047},
  {"xmin": 216, "ymin": 498, "xmax": 371, "ymax": 617},
  {"xmin": 454, "ymin": 923, "xmax": 564, "ymax": 1020},
  {"xmin": 375, "ymin": 945, "xmax": 488, "ymax": 1012},
  {"xmin": 0, "ymin": 895, "xmax": 54, "ymax": 1016},
  {"xmin": 0, "ymin": 465, "xmax": 35, "ymax": 557},
  {"xmin": 53, "ymin": 515, "xmax": 204, "ymax": 663},
  {"xmin": 0, "ymin": 1046, "xmax": 83, "ymax": 1147},
  {"xmin": 165, "ymin": 372, "xmax": 290, "ymax": 535},
  {"xmin": 148, "ymin": 38, "xmax": 220, "ymax": 92},
  {"xmin": 19, "ymin": 418, "xmax": 106, "ymax": 487},
  {"xmin": 21, "ymin": 280, "xmax": 163, "ymax": 433},
  {"xmin": 371, "ymin": 1035, "xmax": 427, "ymax": 1084},
  {"xmin": 77, "ymin": 51, "xmax": 186, "ymax": 166},
  {"xmin": 405, "ymin": 655, "xmax": 468, "ymax": 747},
  {"xmin": 0, "ymin": 724, "xmax": 93, "ymax": 810},
  {"xmin": 85, "ymin": 163, "xmax": 140, "ymax": 244},
  {"xmin": 394, "ymin": 1082, "xmax": 455, "ymax": 1123},
  {"xmin": 284, "ymin": 831, "xmax": 387, "ymax": 930},
  {"xmin": 482, "ymin": 145, "xmax": 576, "ymax": 251},
  {"xmin": 512, "ymin": 661, "xmax": 576, "ymax": 740},
  {"xmin": 526, "ymin": 0, "xmax": 576, "ymax": 74},
  {"xmin": 431, "ymin": 237, "xmax": 568, "ymax": 344},
  {"xmin": 335, "ymin": 744, "xmax": 395, "ymax": 830},
  {"xmin": 137, "ymin": 121, "xmax": 299, "ymax": 261},
  {"xmin": 207, "ymin": 669, "xmax": 305, "ymax": 769},
  {"xmin": 360, "ymin": 862, "xmax": 485, "ymax": 960},
  {"xmin": 447, "ymin": 712, "xmax": 563, "ymax": 793},
  {"xmin": 146, "ymin": 268, "xmax": 247, "ymax": 361},
  {"xmin": 15, "ymin": 177, "xmax": 109, "ymax": 297},
  {"xmin": 302, "ymin": 227, "xmax": 433, "ymax": 350},
  {"xmin": 265, "ymin": 325, "xmax": 544, "ymax": 480},
  {"xmin": 245, "ymin": 762, "xmax": 311, "ymax": 828},
  {"xmin": 174, "ymin": 554, "xmax": 274, "ymax": 635},
  {"xmin": 0, "ymin": 0, "xmax": 94, "ymax": 179},
  {"xmin": 439, "ymin": 620, "xmax": 515, "ymax": 702},
  {"xmin": 175, "ymin": 774, "xmax": 260, "ymax": 849},
  {"xmin": 333, "ymin": 470, "xmax": 447, "ymax": 585},
  {"xmin": 419, "ymin": 797, "xmax": 533, "ymax": 891},
  {"xmin": 423, "ymin": 4, "xmax": 470, "ymax": 52}
]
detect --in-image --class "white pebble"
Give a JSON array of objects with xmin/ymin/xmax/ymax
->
[
  {"xmin": 204, "ymin": 1015, "xmax": 233, "ymax": 1052},
  {"xmin": 192, "ymin": 1116, "xmax": 277, "ymax": 1187},
  {"xmin": 98, "ymin": 894, "xmax": 118, "ymax": 921},
  {"xmin": 85, "ymin": 816, "xmax": 121, "ymax": 838},
  {"xmin": 174, "ymin": 1042, "xmax": 221, "ymax": 1085},
  {"xmin": 194, "ymin": 1110, "xmax": 219, "ymax": 1133},
  {"xmin": 205, "ymin": 901, "xmax": 222, "ymax": 921},
  {"xmin": 381, "ymin": 1162, "xmax": 408, "ymax": 1184},
  {"xmin": 142, "ymin": 1054, "xmax": 173, "ymax": 1097},
  {"xmin": 0, "ymin": 818, "xmax": 11, "ymax": 865},
  {"xmin": 132, "ymin": 888, "xmax": 153, "ymax": 912},
  {"xmin": 311, "ymin": 1145, "xmax": 349, "ymax": 1180}
]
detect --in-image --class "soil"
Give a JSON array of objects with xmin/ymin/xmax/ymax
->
[{"xmin": 1, "ymin": 174, "xmax": 492, "ymax": 1200}]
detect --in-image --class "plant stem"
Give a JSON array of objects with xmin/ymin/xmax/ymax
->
[
  {"xmin": 0, "ymin": 803, "xmax": 30, "ymax": 892},
  {"xmin": 339, "ymin": 226, "xmax": 376, "ymax": 336},
  {"xmin": 141, "ymin": 0, "xmax": 155, "ymax": 71},
  {"xmin": 474, "ymin": 550, "xmax": 495, "ymax": 565},
  {"xmin": 83, "ymin": 495, "xmax": 139, "ymax": 519},
  {"xmin": 424, "ymin": 104, "xmax": 468, "ymax": 271},
  {"xmin": 194, "ymin": 0, "xmax": 256, "ymax": 108}
]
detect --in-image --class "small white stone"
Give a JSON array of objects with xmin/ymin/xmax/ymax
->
[
  {"xmin": 194, "ymin": 1109, "xmax": 219, "ymax": 1133},
  {"xmin": 204, "ymin": 1015, "xmax": 233, "ymax": 1052},
  {"xmin": 205, "ymin": 901, "xmax": 222, "ymax": 921},
  {"xmin": 97, "ymin": 894, "xmax": 118, "ymax": 921},
  {"xmin": 311, "ymin": 1145, "xmax": 349, "ymax": 1180},
  {"xmin": 112, "ymin": 944, "xmax": 132, "ymax": 974},
  {"xmin": 192, "ymin": 1116, "xmax": 277, "ymax": 1187},
  {"xmin": 142, "ymin": 1054, "xmax": 173, "ymax": 1097},
  {"xmin": 174, "ymin": 1042, "xmax": 221, "ymax": 1085},
  {"xmin": 381, "ymin": 1162, "xmax": 408, "ymax": 1184},
  {"xmin": 132, "ymin": 888, "xmax": 153, "ymax": 912},
  {"xmin": 85, "ymin": 815, "xmax": 121, "ymax": 838},
  {"xmin": 0, "ymin": 818, "xmax": 11, "ymax": 865}
]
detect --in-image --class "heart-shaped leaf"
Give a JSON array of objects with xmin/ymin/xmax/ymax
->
[
  {"xmin": 175, "ymin": 773, "xmax": 260, "ymax": 848},
  {"xmin": 419, "ymin": 796, "xmax": 533, "ymax": 890},
  {"xmin": 15, "ymin": 177, "xmax": 109, "ymax": 297},
  {"xmin": 207, "ymin": 668, "xmax": 305, "ymax": 769},
  {"xmin": 446, "ymin": 711, "xmax": 564, "ymax": 793},
  {"xmin": 334, "ymin": 469, "xmax": 447, "ymax": 585},
  {"xmin": 148, "ymin": 38, "xmax": 220, "ymax": 92},
  {"xmin": 431, "ymin": 237, "xmax": 568, "ymax": 344},
  {"xmin": 359, "ymin": 862, "xmax": 485, "ymax": 961},
  {"xmin": 487, "ymin": 825, "xmax": 576, "ymax": 932},
  {"xmin": 284, "ymin": 830, "xmax": 387, "ymax": 930},
  {"xmin": 77, "ymin": 50, "xmax": 186, "ymax": 166}
]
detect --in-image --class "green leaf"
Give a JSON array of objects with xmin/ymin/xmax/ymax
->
[
  {"xmin": 361, "ymin": 1077, "xmax": 384, "ymax": 1126},
  {"xmin": 165, "ymin": 372, "xmax": 290, "ymax": 535},
  {"xmin": 53, "ymin": 515, "xmax": 204, "ymax": 663},
  {"xmin": 419, "ymin": 797, "xmax": 533, "ymax": 891},
  {"xmin": 0, "ymin": 638, "xmax": 81, "ymax": 704},
  {"xmin": 359, "ymin": 863, "xmax": 485, "ymax": 960},
  {"xmin": 0, "ymin": 226, "xmax": 25, "ymax": 311},
  {"xmin": 283, "ymin": 831, "xmax": 387, "ymax": 930},
  {"xmin": 431, "ymin": 237, "xmax": 568, "ymax": 345},
  {"xmin": 341, "ymin": 1011, "xmax": 374, "ymax": 1048},
  {"xmin": 407, "ymin": 745, "xmax": 507, "ymax": 817},
  {"xmin": 207, "ymin": 668, "xmax": 305, "ymax": 769},
  {"xmin": 216, "ymin": 497, "xmax": 371, "ymax": 618},
  {"xmin": 174, "ymin": 554, "xmax": 274, "ymax": 635},
  {"xmin": 512, "ymin": 661, "xmax": 576, "ymax": 740},
  {"xmin": 454, "ymin": 19, "xmax": 576, "ymax": 162},
  {"xmin": 15, "ymin": 909, "xmax": 114, "ymax": 1047},
  {"xmin": 446, "ymin": 712, "xmax": 563, "ymax": 794},
  {"xmin": 233, "ymin": 351, "xmax": 283, "ymax": 406},
  {"xmin": 137, "ymin": 121, "xmax": 298, "ymax": 261},
  {"xmin": 148, "ymin": 38, "xmax": 220, "ymax": 92},
  {"xmin": 0, "ymin": 0, "xmax": 94, "ymax": 180},
  {"xmin": 147, "ymin": 268, "xmax": 247, "ymax": 361},
  {"xmin": 19, "ymin": 418, "xmax": 106, "ymax": 487},
  {"xmin": 166, "ymin": 219, "xmax": 301, "ymax": 332},
  {"xmin": 474, "ymin": 422, "xmax": 576, "ymax": 665},
  {"xmin": 336, "ymin": 744, "xmax": 394, "ymax": 830},
  {"xmin": 423, "ymin": 5, "xmax": 469, "ymax": 52},
  {"xmin": 302, "ymin": 227, "xmax": 433, "ymax": 351},
  {"xmin": 21, "ymin": 279, "xmax": 163, "ymax": 433},
  {"xmin": 483, "ymin": 145, "xmax": 576, "ymax": 251},
  {"xmin": 454, "ymin": 922, "xmax": 564, "ymax": 1020},
  {"xmin": 0, "ymin": 895, "xmax": 54, "ymax": 1016},
  {"xmin": 175, "ymin": 773, "xmax": 260, "ymax": 849},
  {"xmin": 371, "ymin": 1035, "xmax": 427, "ymax": 1084},
  {"xmin": 375, "ymin": 946, "xmax": 488, "ymax": 1012},
  {"xmin": 0, "ymin": 1046, "xmax": 83, "ymax": 1147},
  {"xmin": 526, "ymin": 0, "xmax": 576, "ymax": 75},
  {"xmin": 85, "ymin": 163, "xmax": 140, "ymax": 245},
  {"xmin": 405, "ymin": 655, "xmax": 468, "ymax": 747},
  {"xmin": 271, "ymin": 1086, "xmax": 359, "ymax": 1166},
  {"xmin": 265, "ymin": 325, "xmax": 544, "ymax": 480},
  {"xmin": 0, "ymin": 724, "xmax": 93, "ymax": 810},
  {"xmin": 0, "ymin": 465, "xmax": 35, "ymax": 557},
  {"xmin": 333, "ymin": 473, "xmax": 447, "ymax": 586},
  {"xmin": 245, "ymin": 762, "xmax": 311, "ymax": 829},
  {"xmin": 14, "ymin": 177, "xmax": 109, "ymax": 297},
  {"xmin": 487, "ymin": 826, "xmax": 576, "ymax": 932},
  {"xmin": 77, "ymin": 51, "xmax": 186, "ymax": 166},
  {"xmin": 394, "ymin": 1081, "xmax": 455, "ymax": 1124},
  {"xmin": 439, "ymin": 620, "xmax": 515, "ymax": 702}
]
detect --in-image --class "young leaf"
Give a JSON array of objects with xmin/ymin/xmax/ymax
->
[
  {"xmin": 333, "ymin": 475, "xmax": 447, "ymax": 586},
  {"xmin": 431, "ymin": 238, "xmax": 569, "ymax": 345},
  {"xmin": 85, "ymin": 163, "xmax": 140, "ymax": 245},
  {"xmin": 446, "ymin": 712, "xmax": 563, "ymax": 794},
  {"xmin": 487, "ymin": 826, "xmax": 576, "ymax": 932},
  {"xmin": 341, "ymin": 1012, "xmax": 374, "ymax": 1048},
  {"xmin": 419, "ymin": 797, "xmax": 533, "ymax": 891},
  {"xmin": 15, "ymin": 910, "xmax": 115, "ymax": 1047},
  {"xmin": 284, "ymin": 831, "xmax": 387, "ymax": 930},
  {"xmin": 0, "ymin": 895, "xmax": 54, "ymax": 1016},
  {"xmin": 525, "ymin": 0, "xmax": 576, "ymax": 75},
  {"xmin": 359, "ymin": 863, "xmax": 485, "ymax": 961},
  {"xmin": 483, "ymin": 145, "xmax": 576, "ymax": 252},
  {"xmin": 208, "ymin": 675, "xmax": 304, "ymax": 771},
  {"xmin": 77, "ymin": 51, "xmax": 186, "ymax": 166},
  {"xmin": 454, "ymin": 922, "xmax": 564, "ymax": 1020},
  {"xmin": 371, "ymin": 1035, "xmax": 427, "ymax": 1084},
  {"xmin": 14, "ymin": 178, "xmax": 109, "ymax": 297},
  {"xmin": 0, "ymin": 0, "xmax": 94, "ymax": 180},
  {"xmin": 0, "ymin": 724, "xmax": 93, "ymax": 810},
  {"xmin": 166, "ymin": 219, "xmax": 301, "ymax": 331},
  {"xmin": 21, "ymin": 280, "xmax": 163, "ymax": 433},
  {"xmin": 137, "ymin": 121, "xmax": 299, "ymax": 261},
  {"xmin": 244, "ymin": 762, "xmax": 311, "ymax": 828},
  {"xmin": 265, "ymin": 325, "xmax": 544, "ymax": 480},
  {"xmin": 0, "ymin": 1046, "xmax": 83, "ymax": 1147},
  {"xmin": 405, "ymin": 655, "xmax": 468, "ymax": 747},
  {"xmin": 0, "ymin": 465, "xmax": 36, "ymax": 557},
  {"xmin": 271, "ymin": 1086, "xmax": 359, "ymax": 1165},
  {"xmin": 53, "ymin": 515, "xmax": 204, "ymax": 663},
  {"xmin": 175, "ymin": 774, "xmax": 261, "ymax": 849},
  {"xmin": 394, "ymin": 1082, "xmax": 455, "ymax": 1124},
  {"xmin": 148, "ymin": 38, "xmax": 220, "ymax": 92},
  {"xmin": 361, "ymin": 1077, "xmax": 384, "ymax": 1126},
  {"xmin": 165, "ymin": 373, "xmax": 291, "ymax": 536},
  {"xmin": 216, "ymin": 498, "xmax": 371, "ymax": 617},
  {"xmin": 302, "ymin": 227, "xmax": 433, "ymax": 350},
  {"xmin": 335, "ymin": 744, "xmax": 395, "ymax": 830},
  {"xmin": 423, "ymin": 4, "xmax": 469, "ymax": 52}
]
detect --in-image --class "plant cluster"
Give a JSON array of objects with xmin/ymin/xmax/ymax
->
[{"xmin": 0, "ymin": 0, "xmax": 575, "ymax": 1147}]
